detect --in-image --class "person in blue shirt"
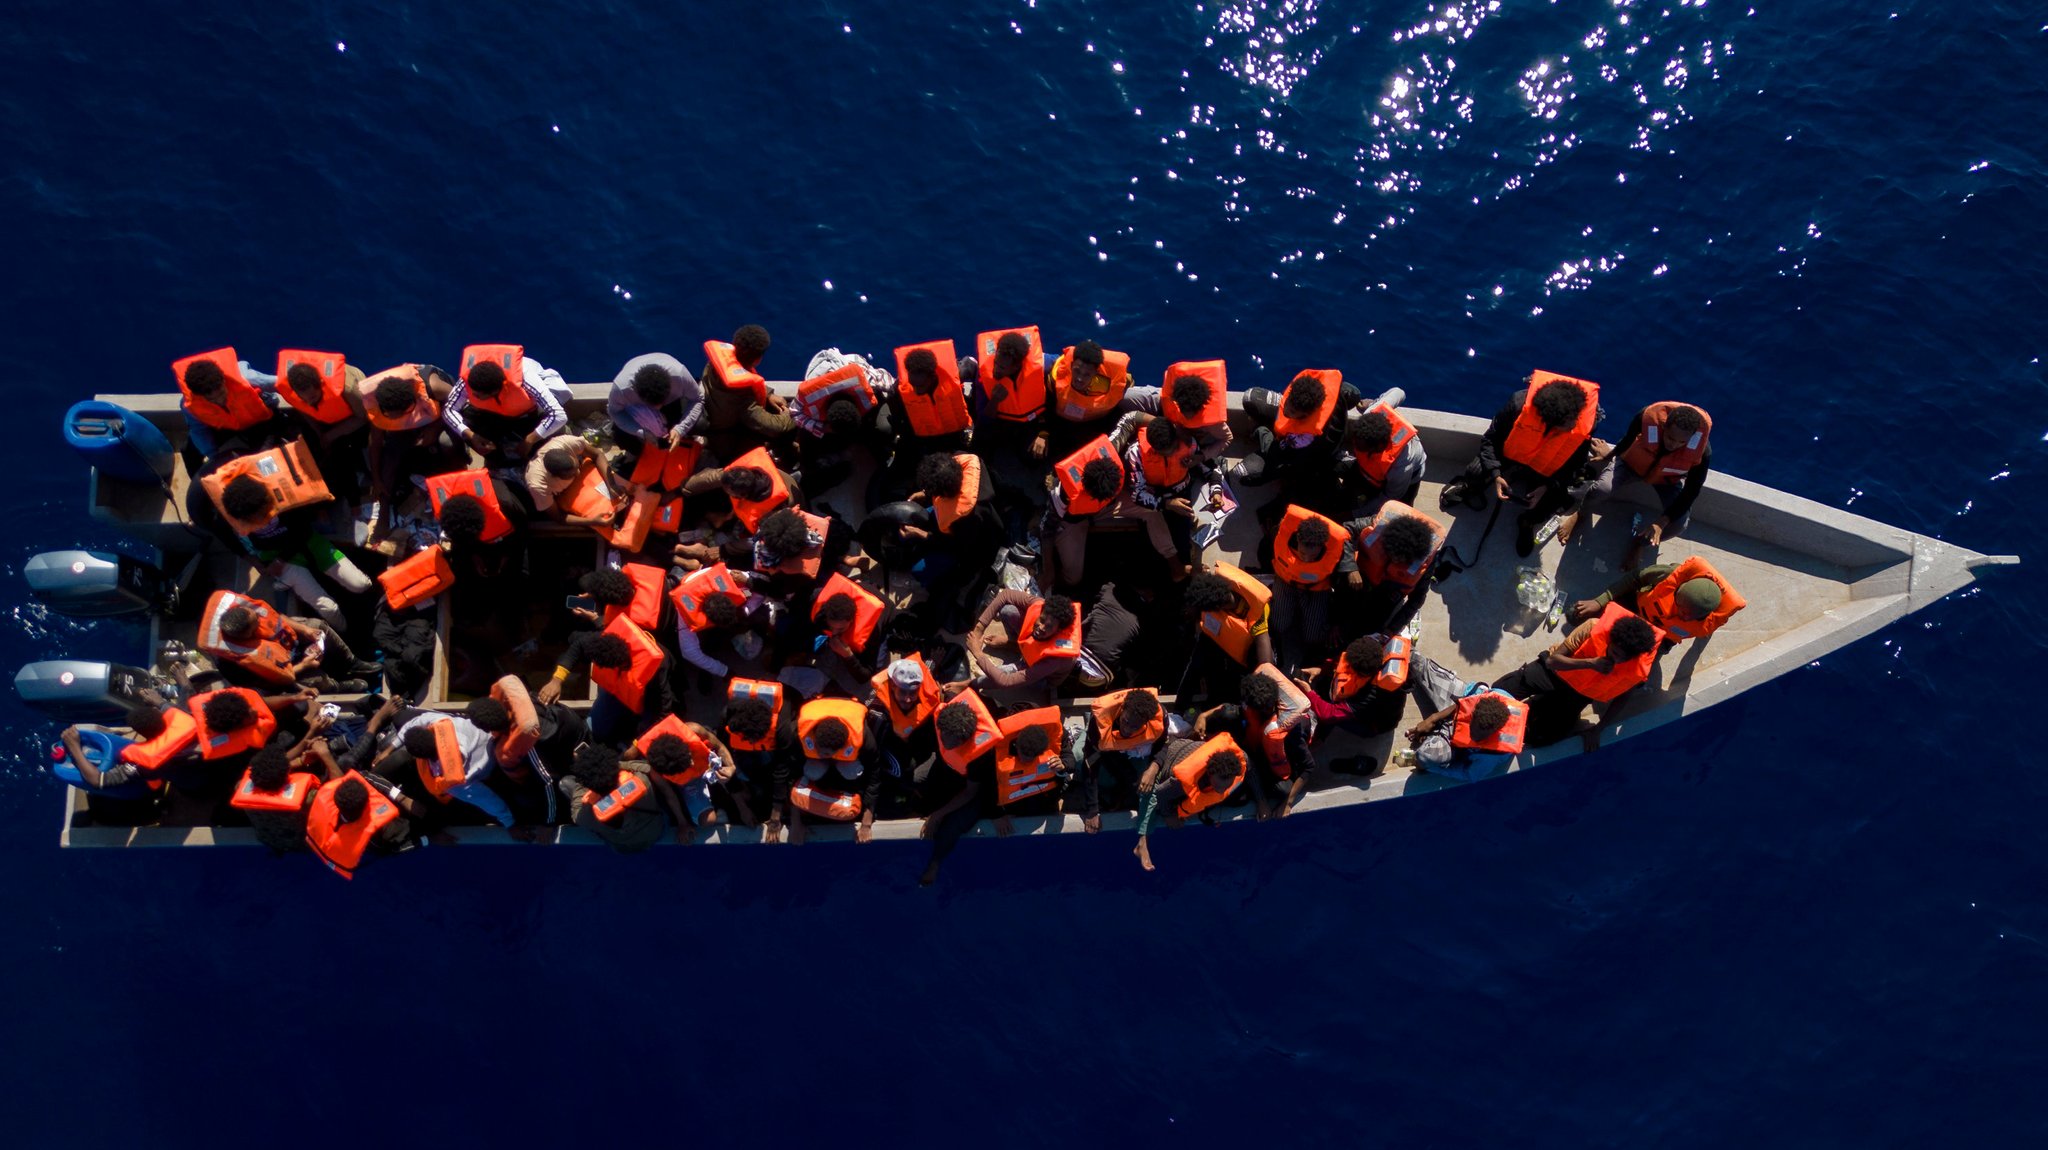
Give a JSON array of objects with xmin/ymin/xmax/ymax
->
[{"xmin": 1401, "ymin": 655, "xmax": 1524, "ymax": 781}]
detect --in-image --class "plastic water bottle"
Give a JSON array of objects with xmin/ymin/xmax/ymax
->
[
  {"xmin": 1391, "ymin": 748, "xmax": 1417, "ymax": 770},
  {"xmin": 1533, "ymin": 514, "xmax": 1563, "ymax": 547},
  {"xmin": 1514, "ymin": 566, "xmax": 1555, "ymax": 611},
  {"xmin": 1545, "ymin": 588, "xmax": 1569, "ymax": 631}
]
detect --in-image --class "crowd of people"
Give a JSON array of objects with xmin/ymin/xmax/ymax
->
[{"xmin": 56, "ymin": 328, "xmax": 1745, "ymax": 880}]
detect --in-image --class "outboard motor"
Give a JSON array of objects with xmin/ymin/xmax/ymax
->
[
  {"xmin": 24, "ymin": 550, "xmax": 168, "ymax": 618},
  {"xmin": 14, "ymin": 660, "xmax": 161, "ymax": 724}
]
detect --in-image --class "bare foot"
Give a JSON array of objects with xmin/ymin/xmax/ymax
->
[{"xmin": 1134, "ymin": 840, "xmax": 1156, "ymax": 872}]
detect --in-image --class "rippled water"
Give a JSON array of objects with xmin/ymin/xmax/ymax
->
[{"xmin": 3, "ymin": 1, "xmax": 2045, "ymax": 1144}]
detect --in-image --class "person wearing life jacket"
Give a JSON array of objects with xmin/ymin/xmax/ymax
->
[
  {"xmin": 1570, "ymin": 555, "xmax": 1746, "ymax": 645},
  {"xmin": 1440, "ymin": 371, "xmax": 1603, "ymax": 558},
  {"xmin": 305, "ymin": 770, "xmax": 432, "ymax": 878},
  {"xmin": 1115, "ymin": 414, "xmax": 1207, "ymax": 556},
  {"xmin": 272, "ymin": 350, "xmax": 371, "ymax": 500},
  {"xmin": 1295, "ymin": 632, "xmax": 1415, "ymax": 749},
  {"xmin": 606, "ymin": 351, "xmax": 705, "ymax": 458},
  {"xmin": 540, "ymin": 616, "xmax": 673, "ymax": 742},
  {"xmin": 572, "ymin": 564, "xmax": 671, "ymax": 635},
  {"xmin": 560, "ymin": 743, "xmax": 682, "ymax": 854},
  {"xmin": 1350, "ymin": 501, "xmax": 1449, "ymax": 634},
  {"xmin": 752, "ymin": 506, "xmax": 854, "ymax": 606},
  {"xmin": 229, "ymin": 744, "xmax": 329, "ymax": 855},
  {"xmin": 1338, "ymin": 389, "xmax": 1428, "ymax": 512},
  {"xmin": 677, "ymin": 446, "xmax": 799, "ymax": 537},
  {"xmin": 897, "ymin": 453, "xmax": 1007, "ymax": 625},
  {"xmin": 460, "ymin": 682, "xmax": 561, "ymax": 826},
  {"xmin": 869, "ymin": 655, "xmax": 945, "ymax": 787},
  {"xmin": 201, "ymin": 589, "xmax": 381, "ymax": 692},
  {"xmin": 362, "ymin": 363, "xmax": 464, "ymax": 508},
  {"xmin": 391, "ymin": 712, "xmax": 528, "ymax": 835},
  {"xmin": 1494, "ymin": 604, "xmax": 1665, "ymax": 749},
  {"xmin": 1046, "ymin": 432, "xmax": 1187, "ymax": 589},
  {"xmin": 195, "ymin": 465, "xmax": 373, "ymax": 633},
  {"xmin": 914, "ymin": 688, "xmax": 1006, "ymax": 885},
  {"xmin": 777, "ymin": 696, "xmax": 884, "ymax": 846},
  {"xmin": 962, "ymin": 589, "xmax": 1083, "ymax": 698},
  {"xmin": 724, "ymin": 678, "xmax": 798, "ymax": 837},
  {"xmin": 635, "ymin": 716, "xmax": 739, "ymax": 842},
  {"xmin": 793, "ymin": 347, "xmax": 896, "ymax": 498},
  {"xmin": 1402, "ymin": 654, "xmax": 1527, "ymax": 781},
  {"xmin": 431, "ymin": 472, "xmax": 535, "ymax": 581},
  {"xmin": 1183, "ymin": 566, "xmax": 1277, "ymax": 687},
  {"xmin": 174, "ymin": 686, "xmax": 298, "ymax": 822},
  {"xmin": 1236, "ymin": 369, "xmax": 1360, "ymax": 501},
  {"xmin": 1265, "ymin": 504, "xmax": 1359, "ymax": 675},
  {"xmin": 1044, "ymin": 340, "xmax": 1133, "ymax": 455},
  {"xmin": 172, "ymin": 347, "xmax": 282, "ymax": 461},
  {"xmin": 1080, "ymin": 686, "xmax": 1166, "ymax": 823},
  {"xmin": 670, "ymin": 560, "xmax": 765, "ymax": 683},
  {"xmin": 1191, "ymin": 667, "xmax": 1315, "ymax": 819},
  {"xmin": 1582, "ymin": 402, "xmax": 1715, "ymax": 567},
  {"xmin": 700, "ymin": 323, "xmax": 798, "ymax": 461},
  {"xmin": 1133, "ymin": 733, "xmax": 1247, "ymax": 873},
  {"xmin": 54, "ymin": 689, "xmax": 197, "ymax": 799},
  {"xmin": 442, "ymin": 344, "xmax": 569, "ymax": 462},
  {"xmin": 809, "ymin": 573, "xmax": 888, "ymax": 697},
  {"xmin": 969, "ymin": 328, "xmax": 1052, "ymax": 475},
  {"xmin": 1116, "ymin": 360, "xmax": 1233, "ymax": 463},
  {"xmin": 524, "ymin": 432, "xmax": 622, "ymax": 523}
]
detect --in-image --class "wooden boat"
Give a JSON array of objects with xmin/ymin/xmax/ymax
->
[{"xmin": 51, "ymin": 379, "xmax": 2018, "ymax": 847}]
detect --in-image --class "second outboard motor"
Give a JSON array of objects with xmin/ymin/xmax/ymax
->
[
  {"xmin": 14, "ymin": 660, "xmax": 160, "ymax": 724},
  {"xmin": 24, "ymin": 550, "xmax": 167, "ymax": 618}
]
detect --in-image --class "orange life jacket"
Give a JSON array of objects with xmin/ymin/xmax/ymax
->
[
  {"xmin": 1273, "ymin": 369, "xmax": 1343, "ymax": 439},
  {"xmin": 1055, "ymin": 435, "xmax": 1123, "ymax": 518},
  {"xmin": 725, "ymin": 446, "xmax": 792, "ymax": 533},
  {"xmin": 1136, "ymin": 434, "xmax": 1192, "ymax": 490},
  {"xmin": 1171, "ymin": 733, "xmax": 1245, "ymax": 819},
  {"xmin": 995, "ymin": 706, "xmax": 1063, "ymax": 805},
  {"xmin": 1092, "ymin": 689, "xmax": 1164, "ymax": 752},
  {"xmin": 1500, "ymin": 371, "xmax": 1600, "ymax": 477},
  {"xmin": 1553, "ymin": 602, "xmax": 1664, "ymax": 703},
  {"xmin": 1356, "ymin": 502, "xmax": 1448, "ymax": 592},
  {"xmin": 379, "ymin": 546, "xmax": 455, "ymax": 611},
  {"xmin": 628, "ymin": 439, "xmax": 702, "ymax": 490},
  {"xmin": 306, "ymin": 771, "xmax": 400, "ymax": 880},
  {"xmin": 589, "ymin": 770, "xmax": 652, "ymax": 823},
  {"xmin": 937, "ymin": 688, "xmax": 1001, "ymax": 774},
  {"xmin": 976, "ymin": 325, "xmax": 1047, "ymax": 421},
  {"xmin": 590, "ymin": 615, "xmax": 664, "ymax": 714},
  {"xmin": 426, "ymin": 470, "xmax": 514, "ymax": 543},
  {"xmin": 893, "ymin": 339, "xmax": 971, "ymax": 437},
  {"xmin": 1635, "ymin": 556, "xmax": 1745, "ymax": 641},
  {"xmin": 1161, "ymin": 360, "xmax": 1229, "ymax": 429},
  {"xmin": 651, "ymin": 497, "xmax": 686, "ymax": 536},
  {"xmin": 1016, "ymin": 597, "xmax": 1083, "ymax": 667},
  {"xmin": 1251, "ymin": 663, "xmax": 1315, "ymax": 777},
  {"xmin": 632, "ymin": 715, "xmax": 715, "ymax": 786},
  {"xmin": 703, "ymin": 340, "xmax": 769, "ymax": 406},
  {"xmin": 414, "ymin": 718, "xmax": 470, "ymax": 801},
  {"xmin": 459, "ymin": 344, "xmax": 533, "ymax": 417},
  {"xmin": 671, "ymin": 563, "xmax": 748, "ymax": 632},
  {"xmin": 1270, "ymin": 505, "xmax": 1348, "ymax": 591},
  {"xmin": 201, "ymin": 439, "xmax": 334, "ymax": 534},
  {"xmin": 1050, "ymin": 346, "xmax": 1132, "ymax": 422},
  {"xmin": 788, "ymin": 782, "xmax": 862, "ymax": 821},
  {"xmin": 560, "ymin": 463, "xmax": 623, "ymax": 520},
  {"xmin": 1618, "ymin": 401, "xmax": 1712, "ymax": 485},
  {"xmin": 173, "ymin": 347, "xmax": 273, "ymax": 430},
  {"xmin": 230, "ymin": 769, "xmax": 320, "ymax": 813},
  {"xmin": 811, "ymin": 572, "xmax": 884, "ymax": 654},
  {"xmin": 933, "ymin": 454, "xmax": 983, "ymax": 534},
  {"xmin": 198, "ymin": 590, "xmax": 298, "ymax": 685},
  {"xmin": 1198, "ymin": 563, "xmax": 1272, "ymax": 665},
  {"xmin": 1331, "ymin": 634, "xmax": 1411, "ymax": 701},
  {"xmin": 597, "ymin": 489, "xmax": 661, "ymax": 553},
  {"xmin": 1351, "ymin": 402, "xmax": 1419, "ymax": 484},
  {"xmin": 1451, "ymin": 692, "xmax": 1528, "ymax": 754},
  {"xmin": 795, "ymin": 362, "xmax": 878, "ymax": 428},
  {"xmin": 360, "ymin": 364, "xmax": 441, "ymax": 431},
  {"xmin": 764, "ymin": 509, "xmax": 829, "ymax": 578},
  {"xmin": 188, "ymin": 688, "xmax": 277, "ymax": 760},
  {"xmin": 725, "ymin": 678, "xmax": 786, "ymax": 752},
  {"xmin": 603, "ymin": 563, "xmax": 668, "ymax": 631},
  {"xmin": 870, "ymin": 655, "xmax": 941, "ymax": 739},
  {"xmin": 489, "ymin": 676, "xmax": 541, "ymax": 770},
  {"xmin": 275, "ymin": 349, "xmax": 355, "ymax": 425},
  {"xmin": 798, "ymin": 697, "xmax": 869, "ymax": 763},
  {"xmin": 118, "ymin": 708, "xmax": 199, "ymax": 774}
]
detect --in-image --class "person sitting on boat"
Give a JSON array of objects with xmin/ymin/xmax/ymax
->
[
  {"xmin": 777, "ymin": 697, "xmax": 885, "ymax": 846},
  {"xmin": 1580, "ymin": 402, "xmax": 1715, "ymax": 568},
  {"xmin": 1570, "ymin": 556, "xmax": 1746, "ymax": 647},
  {"xmin": 202, "ymin": 590, "xmax": 381, "ymax": 693},
  {"xmin": 202, "ymin": 471, "xmax": 374, "ymax": 633},
  {"xmin": 960, "ymin": 589, "xmax": 1082, "ymax": 701},
  {"xmin": 235, "ymin": 725, "xmax": 372, "ymax": 856},
  {"xmin": 701, "ymin": 324, "xmax": 798, "ymax": 461},
  {"xmin": 1348, "ymin": 502, "xmax": 1448, "ymax": 636},
  {"xmin": 1043, "ymin": 340, "xmax": 1133, "ymax": 456},
  {"xmin": 442, "ymin": 346, "xmax": 570, "ymax": 464},
  {"xmin": 560, "ymin": 743, "xmax": 682, "ymax": 855},
  {"xmin": 305, "ymin": 769, "xmax": 433, "ymax": 879},
  {"xmin": 1081, "ymin": 686, "xmax": 1166, "ymax": 820},
  {"xmin": 363, "ymin": 364, "xmax": 464, "ymax": 510},
  {"xmin": 808, "ymin": 574, "xmax": 888, "ymax": 698},
  {"xmin": 1181, "ymin": 565, "xmax": 1276, "ymax": 699},
  {"xmin": 524, "ymin": 434, "xmax": 622, "ymax": 525},
  {"xmin": 989, "ymin": 708, "xmax": 1072, "ymax": 831},
  {"xmin": 1264, "ymin": 504, "xmax": 1358, "ymax": 676},
  {"xmin": 273, "ymin": 352, "xmax": 370, "ymax": 501},
  {"xmin": 1438, "ymin": 371, "xmax": 1603, "ymax": 558},
  {"xmin": 967, "ymin": 327, "xmax": 1049, "ymax": 464},
  {"xmin": 727, "ymin": 680, "xmax": 799, "ymax": 838},
  {"xmin": 1116, "ymin": 413, "xmax": 1208, "ymax": 559},
  {"xmin": 898, "ymin": 453, "xmax": 1006, "ymax": 629},
  {"xmin": 173, "ymin": 347, "xmax": 282, "ymax": 461},
  {"xmin": 791, "ymin": 347, "xmax": 895, "ymax": 499},
  {"xmin": 539, "ymin": 618, "xmax": 673, "ymax": 743},
  {"xmin": 637, "ymin": 719, "xmax": 741, "ymax": 842},
  {"xmin": 916, "ymin": 690, "xmax": 1004, "ymax": 885},
  {"xmin": 1294, "ymin": 632, "xmax": 1414, "ymax": 750},
  {"xmin": 55, "ymin": 688, "xmax": 195, "ymax": 798},
  {"xmin": 1401, "ymin": 655, "xmax": 1527, "ymax": 782},
  {"xmin": 1234, "ymin": 370, "xmax": 1359, "ymax": 505},
  {"xmin": 606, "ymin": 352, "xmax": 704, "ymax": 460},
  {"xmin": 460, "ymin": 688, "xmax": 560, "ymax": 826},
  {"xmin": 1337, "ymin": 389, "xmax": 1427, "ymax": 513},
  {"xmin": 391, "ymin": 712, "xmax": 531, "ymax": 837},
  {"xmin": 1493, "ymin": 604, "xmax": 1664, "ymax": 748},
  {"xmin": 1122, "ymin": 362, "xmax": 1233, "ymax": 463},
  {"xmin": 880, "ymin": 340, "xmax": 974, "ymax": 500},
  {"xmin": 1191, "ymin": 667, "xmax": 1313, "ymax": 819},
  {"xmin": 869, "ymin": 656, "xmax": 944, "ymax": 811},
  {"xmin": 1044, "ymin": 433, "xmax": 1187, "ymax": 589},
  {"xmin": 671, "ymin": 563, "xmax": 773, "ymax": 689},
  {"xmin": 433, "ymin": 480, "xmax": 534, "ymax": 576},
  {"xmin": 1073, "ymin": 580, "xmax": 1145, "ymax": 693},
  {"xmin": 1133, "ymin": 734, "xmax": 1247, "ymax": 873},
  {"xmin": 678, "ymin": 448, "xmax": 801, "ymax": 542}
]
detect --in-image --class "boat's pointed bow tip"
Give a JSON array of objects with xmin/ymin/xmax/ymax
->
[{"xmin": 1969, "ymin": 554, "xmax": 2023, "ymax": 570}]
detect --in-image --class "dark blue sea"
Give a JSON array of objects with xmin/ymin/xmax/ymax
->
[{"xmin": 4, "ymin": 1, "xmax": 2045, "ymax": 1145}]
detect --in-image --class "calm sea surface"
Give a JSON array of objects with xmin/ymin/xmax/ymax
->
[{"xmin": 3, "ymin": 2, "xmax": 2045, "ymax": 1145}]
